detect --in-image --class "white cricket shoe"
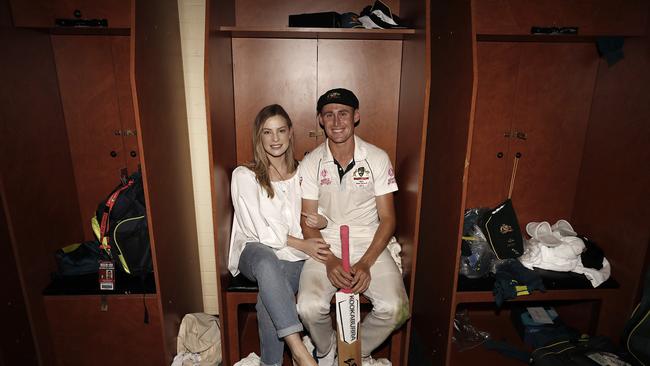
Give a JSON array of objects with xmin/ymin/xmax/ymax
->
[{"xmin": 362, "ymin": 356, "xmax": 392, "ymax": 366}]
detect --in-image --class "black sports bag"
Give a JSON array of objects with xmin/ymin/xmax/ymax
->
[{"xmin": 96, "ymin": 172, "xmax": 152, "ymax": 276}]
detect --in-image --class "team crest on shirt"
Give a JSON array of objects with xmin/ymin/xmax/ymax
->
[
  {"xmin": 388, "ymin": 166, "xmax": 396, "ymax": 185},
  {"xmin": 353, "ymin": 166, "xmax": 370, "ymax": 188},
  {"xmin": 319, "ymin": 169, "xmax": 332, "ymax": 186}
]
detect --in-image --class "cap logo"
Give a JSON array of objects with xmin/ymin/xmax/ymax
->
[
  {"xmin": 500, "ymin": 224, "xmax": 514, "ymax": 234},
  {"xmin": 327, "ymin": 91, "xmax": 341, "ymax": 99}
]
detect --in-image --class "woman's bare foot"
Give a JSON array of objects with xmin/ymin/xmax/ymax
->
[
  {"xmin": 292, "ymin": 353, "xmax": 318, "ymax": 366},
  {"xmin": 285, "ymin": 333, "xmax": 317, "ymax": 366}
]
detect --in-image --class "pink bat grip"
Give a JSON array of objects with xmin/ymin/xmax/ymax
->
[{"xmin": 340, "ymin": 225, "xmax": 351, "ymax": 293}]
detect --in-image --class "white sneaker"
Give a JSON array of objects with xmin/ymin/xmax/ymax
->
[
  {"xmin": 362, "ymin": 356, "xmax": 392, "ymax": 366},
  {"xmin": 318, "ymin": 345, "xmax": 337, "ymax": 366},
  {"xmin": 234, "ymin": 352, "xmax": 260, "ymax": 366}
]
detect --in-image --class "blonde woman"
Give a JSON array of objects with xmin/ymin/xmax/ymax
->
[{"xmin": 229, "ymin": 104, "xmax": 328, "ymax": 366}]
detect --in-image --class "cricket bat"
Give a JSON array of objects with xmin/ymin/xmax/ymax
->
[{"xmin": 336, "ymin": 225, "xmax": 361, "ymax": 366}]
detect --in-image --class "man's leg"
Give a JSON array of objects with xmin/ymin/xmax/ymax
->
[
  {"xmin": 297, "ymin": 258, "xmax": 338, "ymax": 357},
  {"xmin": 360, "ymin": 250, "xmax": 410, "ymax": 357},
  {"xmin": 239, "ymin": 242, "xmax": 305, "ymax": 366}
]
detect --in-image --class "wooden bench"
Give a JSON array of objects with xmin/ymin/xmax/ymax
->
[{"xmin": 225, "ymin": 275, "xmax": 406, "ymax": 365}]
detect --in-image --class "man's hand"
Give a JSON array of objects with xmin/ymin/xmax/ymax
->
[
  {"xmin": 301, "ymin": 238, "xmax": 330, "ymax": 263},
  {"xmin": 350, "ymin": 261, "xmax": 371, "ymax": 294},
  {"xmin": 325, "ymin": 254, "xmax": 353, "ymax": 289}
]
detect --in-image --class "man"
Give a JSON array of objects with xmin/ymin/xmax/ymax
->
[{"xmin": 297, "ymin": 88, "xmax": 410, "ymax": 365}]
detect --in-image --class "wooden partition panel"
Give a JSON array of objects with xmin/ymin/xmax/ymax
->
[
  {"xmin": 0, "ymin": 24, "xmax": 82, "ymax": 366},
  {"xmin": 232, "ymin": 38, "xmax": 318, "ymax": 164},
  {"xmin": 0, "ymin": 190, "xmax": 37, "ymax": 365},
  {"xmin": 318, "ymin": 39, "xmax": 402, "ymax": 163},
  {"xmin": 393, "ymin": 1, "xmax": 428, "ymax": 365},
  {"xmin": 206, "ymin": 0, "xmax": 237, "ymax": 363},
  {"xmin": 132, "ymin": 0, "xmax": 202, "ymax": 361},
  {"xmin": 410, "ymin": 0, "xmax": 474, "ymax": 365},
  {"xmin": 571, "ymin": 36, "xmax": 650, "ymax": 339},
  {"xmin": 395, "ymin": 0, "xmax": 428, "ymax": 304}
]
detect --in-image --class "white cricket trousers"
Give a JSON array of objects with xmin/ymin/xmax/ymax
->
[{"xmin": 296, "ymin": 249, "xmax": 410, "ymax": 358}]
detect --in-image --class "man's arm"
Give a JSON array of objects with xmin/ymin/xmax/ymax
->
[
  {"xmin": 350, "ymin": 192, "xmax": 396, "ymax": 293},
  {"xmin": 300, "ymin": 199, "xmax": 323, "ymax": 240},
  {"xmin": 301, "ymin": 198, "xmax": 352, "ymax": 288}
]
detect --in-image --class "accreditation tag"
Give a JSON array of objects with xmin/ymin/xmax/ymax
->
[{"xmin": 99, "ymin": 261, "xmax": 115, "ymax": 291}]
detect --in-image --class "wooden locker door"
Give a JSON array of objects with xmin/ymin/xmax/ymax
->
[
  {"xmin": 52, "ymin": 35, "xmax": 129, "ymax": 239},
  {"xmin": 44, "ymin": 295, "xmax": 164, "ymax": 366},
  {"xmin": 110, "ymin": 36, "xmax": 140, "ymax": 174},
  {"xmin": 510, "ymin": 42, "xmax": 598, "ymax": 226},
  {"xmin": 232, "ymin": 38, "xmax": 318, "ymax": 164},
  {"xmin": 317, "ymin": 39, "xmax": 402, "ymax": 163},
  {"xmin": 511, "ymin": 43, "xmax": 598, "ymax": 226},
  {"xmin": 465, "ymin": 42, "xmax": 520, "ymax": 209}
]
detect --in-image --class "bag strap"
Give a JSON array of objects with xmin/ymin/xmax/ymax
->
[
  {"xmin": 99, "ymin": 179, "xmax": 134, "ymax": 253},
  {"xmin": 507, "ymin": 153, "xmax": 521, "ymax": 199}
]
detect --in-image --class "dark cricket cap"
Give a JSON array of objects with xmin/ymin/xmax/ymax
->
[{"xmin": 317, "ymin": 88, "xmax": 359, "ymax": 113}]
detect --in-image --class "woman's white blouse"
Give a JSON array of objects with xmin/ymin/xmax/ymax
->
[{"xmin": 228, "ymin": 166, "xmax": 307, "ymax": 276}]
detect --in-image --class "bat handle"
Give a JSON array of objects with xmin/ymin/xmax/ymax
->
[{"xmin": 340, "ymin": 225, "xmax": 351, "ymax": 293}]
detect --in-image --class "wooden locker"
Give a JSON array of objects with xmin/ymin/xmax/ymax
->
[
  {"xmin": 411, "ymin": 1, "xmax": 650, "ymax": 365},
  {"xmin": 0, "ymin": 0, "xmax": 203, "ymax": 364},
  {"xmin": 206, "ymin": 1, "xmax": 429, "ymax": 365},
  {"xmin": 467, "ymin": 42, "xmax": 599, "ymax": 226}
]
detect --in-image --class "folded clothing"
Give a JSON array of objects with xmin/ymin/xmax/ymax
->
[{"xmin": 493, "ymin": 259, "xmax": 545, "ymax": 307}]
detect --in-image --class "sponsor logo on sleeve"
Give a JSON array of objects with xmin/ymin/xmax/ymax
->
[
  {"xmin": 388, "ymin": 166, "xmax": 396, "ymax": 185},
  {"xmin": 320, "ymin": 169, "xmax": 332, "ymax": 186}
]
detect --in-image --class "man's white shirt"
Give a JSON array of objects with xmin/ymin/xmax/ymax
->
[{"xmin": 299, "ymin": 135, "xmax": 398, "ymax": 261}]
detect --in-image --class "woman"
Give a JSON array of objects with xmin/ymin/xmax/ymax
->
[{"xmin": 229, "ymin": 104, "xmax": 329, "ymax": 366}]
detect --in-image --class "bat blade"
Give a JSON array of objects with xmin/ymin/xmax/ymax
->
[{"xmin": 336, "ymin": 225, "xmax": 361, "ymax": 366}]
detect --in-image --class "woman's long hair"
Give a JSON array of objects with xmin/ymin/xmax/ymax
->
[{"xmin": 248, "ymin": 104, "xmax": 298, "ymax": 198}]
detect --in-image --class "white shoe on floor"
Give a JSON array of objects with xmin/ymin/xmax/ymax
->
[
  {"xmin": 362, "ymin": 356, "xmax": 392, "ymax": 366},
  {"xmin": 234, "ymin": 352, "xmax": 260, "ymax": 366}
]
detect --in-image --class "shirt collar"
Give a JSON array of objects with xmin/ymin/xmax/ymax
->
[{"xmin": 322, "ymin": 135, "xmax": 368, "ymax": 163}]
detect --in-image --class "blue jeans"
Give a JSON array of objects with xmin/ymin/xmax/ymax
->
[{"xmin": 238, "ymin": 242, "xmax": 304, "ymax": 366}]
